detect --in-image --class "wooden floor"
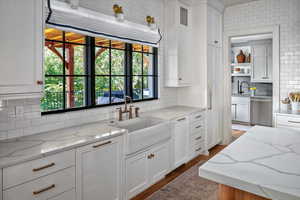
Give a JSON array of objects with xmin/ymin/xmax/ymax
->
[{"xmin": 131, "ymin": 145, "xmax": 226, "ymax": 200}]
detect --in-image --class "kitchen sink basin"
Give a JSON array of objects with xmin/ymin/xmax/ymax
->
[{"xmin": 112, "ymin": 117, "xmax": 171, "ymax": 155}]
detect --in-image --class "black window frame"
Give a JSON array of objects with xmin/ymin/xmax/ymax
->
[{"xmin": 42, "ymin": 31, "xmax": 158, "ymax": 115}]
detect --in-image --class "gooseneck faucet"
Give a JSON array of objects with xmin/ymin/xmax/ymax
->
[{"xmin": 117, "ymin": 96, "xmax": 138, "ymax": 121}]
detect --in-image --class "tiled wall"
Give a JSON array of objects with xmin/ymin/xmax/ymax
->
[
  {"xmin": 0, "ymin": 0, "xmax": 178, "ymax": 140},
  {"xmin": 224, "ymin": 0, "xmax": 300, "ymax": 100}
]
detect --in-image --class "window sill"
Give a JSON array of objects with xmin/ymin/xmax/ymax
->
[{"xmin": 41, "ymin": 98, "xmax": 159, "ymax": 115}]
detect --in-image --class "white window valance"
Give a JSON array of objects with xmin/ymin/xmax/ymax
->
[{"xmin": 45, "ymin": 0, "xmax": 162, "ymax": 47}]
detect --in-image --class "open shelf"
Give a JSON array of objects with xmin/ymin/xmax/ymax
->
[
  {"xmin": 231, "ymin": 63, "xmax": 252, "ymax": 67},
  {"xmin": 231, "ymin": 73, "xmax": 251, "ymax": 77}
]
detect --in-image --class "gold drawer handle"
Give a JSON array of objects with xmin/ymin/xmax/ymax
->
[
  {"xmin": 195, "ymin": 125, "xmax": 202, "ymax": 129},
  {"xmin": 33, "ymin": 163, "xmax": 55, "ymax": 172},
  {"xmin": 147, "ymin": 154, "xmax": 154, "ymax": 159},
  {"xmin": 177, "ymin": 117, "xmax": 186, "ymax": 122},
  {"xmin": 195, "ymin": 136, "xmax": 202, "ymax": 140},
  {"xmin": 93, "ymin": 141, "xmax": 112, "ymax": 148},
  {"xmin": 33, "ymin": 184, "xmax": 55, "ymax": 195},
  {"xmin": 196, "ymin": 147, "xmax": 202, "ymax": 152},
  {"xmin": 288, "ymin": 121, "xmax": 300, "ymax": 124}
]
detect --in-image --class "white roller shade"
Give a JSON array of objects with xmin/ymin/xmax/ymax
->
[{"xmin": 46, "ymin": 0, "xmax": 162, "ymax": 46}]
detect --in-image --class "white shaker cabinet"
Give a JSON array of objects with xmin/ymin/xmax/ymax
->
[
  {"xmin": 125, "ymin": 151, "xmax": 149, "ymax": 199},
  {"xmin": 76, "ymin": 137, "xmax": 123, "ymax": 200},
  {"xmin": 164, "ymin": 0, "xmax": 192, "ymax": 87},
  {"xmin": 148, "ymin": 142, "xmax": 170, "ymax": 185},
  {"xmin": 0, "ymin": 0, "xmax": 43, "ymax": 99},
  {"xmin": 125, "ymin": 141, "xmax": 171, "ymax": 199},
  {"xmin": 232, "ymin": 97, "xmax": 250, "ymax": 123},
  {"xmin": 251, "ymin": 41, "xmax": 273, "ymax": 83},
  {"xmin": 173, "ymin": 116, "xmax": 189, "ymax": 168}
]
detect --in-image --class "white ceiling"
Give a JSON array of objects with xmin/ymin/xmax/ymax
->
[{"xmin": 223, "ymin": 0, "xmax": 259, "ymax": 7}]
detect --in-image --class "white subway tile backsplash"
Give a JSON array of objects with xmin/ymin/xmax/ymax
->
[{"xmin": 224, "ymin": 0, "xmax": 300, "ymax": 100}]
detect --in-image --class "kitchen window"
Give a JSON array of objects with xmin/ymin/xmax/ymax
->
[{"xmin": 42, "ymin": 28, "xmax": 158, "ymax": 114}]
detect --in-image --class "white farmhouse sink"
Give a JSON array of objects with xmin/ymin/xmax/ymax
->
[{"xmin": 113, "ymin": 117, "xmax": 171, "ymax": 155}]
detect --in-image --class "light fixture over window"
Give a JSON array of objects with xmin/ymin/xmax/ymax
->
[{"xmin": 113, "ymin": 4, "xmax": 125, "ymax": 22}]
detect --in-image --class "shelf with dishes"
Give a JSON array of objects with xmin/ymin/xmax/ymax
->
[{"xmin": 231, "ymin": 64, "xmax": 252, "ymax": 77}]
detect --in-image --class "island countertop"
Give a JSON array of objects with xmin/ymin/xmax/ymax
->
[{"xmin": 199, "ymin": 126, "xmax": 300, "ymax": 200}]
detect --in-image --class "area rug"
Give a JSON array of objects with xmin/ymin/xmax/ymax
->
[{"xmin": 146, "ymin": 161, "xmax": 218, "ymax": 200}]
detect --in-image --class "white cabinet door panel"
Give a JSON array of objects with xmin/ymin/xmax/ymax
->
[
  {"xmin": 76, "ymin": 138, "xmax": 123, "ymax": 200},
  {"xmin": 236, "ymin": 104, "xmax": 250, "ymax": 122},
  {"xmin": 173, "ymin": 117, "xmax": 189, "ymax": 168},
  {"xmin": 0, "ymin": 0, "xmax": 43, "ymax": 97},
  {"xmin": 126, "ymin": 152, "xmax": 149, "ymax": 199},
  {"xmin": 149, "ymin": 142, "xmax": 170, "ymax": 184}
]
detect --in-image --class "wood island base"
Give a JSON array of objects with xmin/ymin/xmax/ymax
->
[{"xmin": 218, "ymin": 184, "xmax": 271, "ymax": 200}]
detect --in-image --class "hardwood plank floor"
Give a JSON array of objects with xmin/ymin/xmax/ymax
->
[{"xmin": 131, "ymin": 145, "xmax": 226, "ymax": 200}]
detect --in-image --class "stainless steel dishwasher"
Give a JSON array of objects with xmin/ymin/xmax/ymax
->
[{"xmin": 250, "ymin": 96, "xmax": 272, "ymax": 127}]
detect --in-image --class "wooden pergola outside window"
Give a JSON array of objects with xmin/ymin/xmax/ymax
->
[{"xmin": 43, "ymin": 28, "xmax": 158, "ymax": 114}]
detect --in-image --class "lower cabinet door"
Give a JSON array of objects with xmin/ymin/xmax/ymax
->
[
  {"xmin": 149, "ymin": 142, "xmax": 170, "ymax": 185},
  {"xmin": 76, "ymin": 137, "xmax": 123, "ymax": 200},
  {"xmin": 173, "ymin": 117, "xmax": 189, "ymax": 168},
  {"xmin": 236, "ymin": 104, "xmax": 250, "ymax": 123},
  {"xmin": 125, "ymin": 152, "xmax": 149, "ymax": 199}
]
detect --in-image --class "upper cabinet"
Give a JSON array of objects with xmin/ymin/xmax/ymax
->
[
  {"xmin": 164, "ymin": 0, "xmax": 192, "ymax": 87},
  {"xmin": 251, "ymin": 40, "xmax": 273, "ymax": 83},
  {"xmin": 0, "ymin": 0, "xmax": 43, "ymax": 100},
  {"xmin": 207, "ymin": 6, "xmax": 222, "ymax": 47}
]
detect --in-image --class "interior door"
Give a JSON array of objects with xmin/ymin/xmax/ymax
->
[
  {"xmin": 149, "ymin": 142, "xmax": 170, "ymax": 185},
  {"xmin": 76, "ymin": 138, "xmax": 122, "ymax": 200}
]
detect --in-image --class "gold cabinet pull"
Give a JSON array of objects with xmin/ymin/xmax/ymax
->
[
  {"xmin": 288, "ymin": 121, "xmax": 300, "ymax": 124},
  {"xmin": 147, "ymin": 154, "xmax": 155, "ymax": 159},
  {"xmin": 195, "ymin": 136, "xmax": 202, "ymax": 140},
  {"xmin": 33, "ymin": 184, "xmax": 55, "ymax": 195},
  {"xmin": 93, "ymin": 141, "xmax": 112, "ymax": 148},
  {"xmin": 195, "ymin": 125, "xmax": 202, "ymax": 129},
  {"xmin": 177, "ymin": 117, "xmax": 186, "ymax": 122},
  {"xmin": 196, "ymin": 147, "xmax": 202, "ymax": 152},
  {"xmin": 32, "ymin": 163, "xmax": 55, "ymax": 172}
]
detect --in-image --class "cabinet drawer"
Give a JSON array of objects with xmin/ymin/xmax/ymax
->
[
  {"xmin": 276, "ymin": 115, "xmax": 300, "ymax": 128},
  {"xmin": 48, "ymin": 189, "xmax": 75, "ymax": 200},
  {"xmin": 3, "ymin": 167, "xmax": 75, "ymax": 200},
  {"xmin": 191, "ymin": 130, "xmax": 205, "ymax": 143},
  {"xmin": 3, "ymin": 150, "xmax": 75, "ymax": 189},
  {"xmin": 190, "ymin": 121, "xmax": 204, "ymax": 134},
  {"xmin": 190, "ymin": 112, "xmax": 204, "ymax": 123},
  {"xmin": 191, "ymin": 140, "xmax": 205, "ymax": 158}
]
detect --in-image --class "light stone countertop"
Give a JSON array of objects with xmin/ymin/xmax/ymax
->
[
  {"xmin": 0, "ymin": 122, "xmax": 126, "ymax": 169},
  {"xmin": 199, "ymin": 126, "xmax": 300, "ymax": 200},
  {"xmin": 141, "ymin": 105, "xmax": 205, "ymax": 120},
  {"xmin": 0, "ymin": 105, "xmax": 203, "ymax": 169}
]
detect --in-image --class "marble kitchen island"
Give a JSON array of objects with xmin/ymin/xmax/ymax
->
[{"xmin": 199, "ymin": 126, "xmax": 300, "ymax": 200}]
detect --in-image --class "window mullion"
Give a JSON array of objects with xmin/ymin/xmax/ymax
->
[
  {"xmin": 125, "ymin": 44, "xmax": 133, "ymax": 98},
  {"xmin": 62, "ymin": 32, "xmax": 66, "ymax": 110},
  {"xmin": 109, "ymin": 41, "xmax": 112, "ymax": 104},
  {"xmin": 86, "ymin": 37, "xmax": 95, "ymax": 107}
]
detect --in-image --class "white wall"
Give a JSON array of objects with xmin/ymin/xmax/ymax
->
[
  {"xmin": 224, "ymin": 0, "xmax": 300, "ymax": 100},
  {"xmin": 0, "ymin": 0, "xmax": 178, "ymax": 140}
]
